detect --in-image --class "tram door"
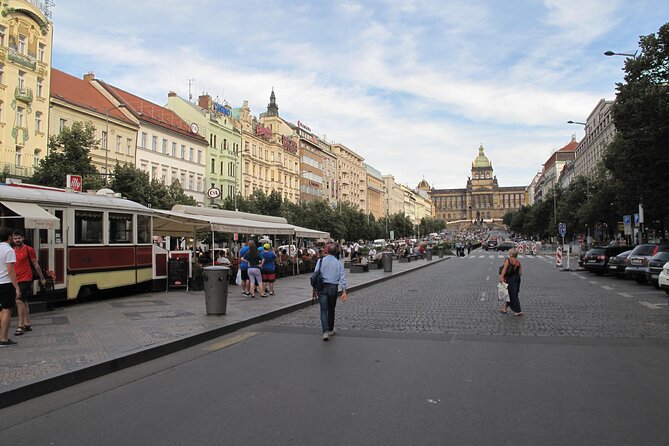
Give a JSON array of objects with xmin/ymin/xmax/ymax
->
[{"xmin": 38, "ymin": 208, "xmax": 66, "ymax": 291}]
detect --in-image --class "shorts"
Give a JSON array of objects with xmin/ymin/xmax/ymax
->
[
  {"xmin": 261, "ymin": 272, "xmax": 276, "ymax": 283},
  {"xmin": 17, "ymin": 281, "xmax": 33, "ymax": 302},
  {"xmin": 240, "ymin": 269, "xmax": 249, "ymax": 281},
  {"xmin": 0, "ymin": 282, "xmax": 17, "ymax": 310},
  {"xmin": 247, "ymin": 267, "xmax": 262, "ymax": 286}
]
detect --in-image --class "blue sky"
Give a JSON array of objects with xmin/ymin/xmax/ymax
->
[{"xmin": 51, "ymin": 0, "xmax": 668, "ymax": 189}]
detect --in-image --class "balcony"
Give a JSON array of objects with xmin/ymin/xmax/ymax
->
[
  {"xmin": 8, "ymin": 48, "xmax": 37, "ymax": 70},
  {"xmin": 15, "ymin": 86, "xmax": 33, "ymax": 103}
]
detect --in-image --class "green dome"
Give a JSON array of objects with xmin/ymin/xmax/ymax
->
[{"xmin": 473, "ymin": 145, "xmax": 491, "ymax": 168}]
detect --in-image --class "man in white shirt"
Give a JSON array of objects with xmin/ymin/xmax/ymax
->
[{"xmin": 0, "ymin": 228, "xmax": 20, "ymax": 347}]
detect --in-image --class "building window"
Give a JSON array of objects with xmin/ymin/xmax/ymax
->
[
  {"xmin": 18, "ymin": 70, "xmax": 25, "ymax": 90},
  {"xmin": 18, "ymin": 35, "xmax": 26, "ymax": 54},
  {"xmin": 140, "ymin": 132, "xmax": 147, "ymax": 148},
  {"xmin": 59, "ymin": 118, "xmax": 67, "ymax": 131},
  {"xmin": 162, "ymin": 138, "xmax": 168, "ymax": 154},
  {"xmin": 211, "ymin": 158, "xmax": 215, "ymax": 173},
  {"xmin": 34, "ymin": 149, "xmax": 41, "ymax": 167},
  {"xmin": 181, "ymin": 145, "xmax": 186, "ymax": 159},
  {"xmin": 127, "ymin": 138, "xmax": 132, "ymax": 155},
  {"xmin": 0, "ymin": 100, "xmax": 3, "ymax": 123},
  {"xmin": 36, "ymin": 78, "xmax": 43, "ymax": 97},
  {"xmin": 16, "ymin": 106, "xmax": 24, "ymax": 127},
  {"xmin": 0, "ymin": 63, "xmax": 4, "ymax": 84},
  {"xmin": 189, "ymin": 147, "xmax": 194, "ymax": 161},
  {"xmin": 38, "ymin": 43, "xmax": 45, "ymax": 62},
  {"xmin": 116, "ymin": 135, "xmax": 122, "ymax": 153},
  {"xmin": 189, "ymin": 175, "xmax": 194, "ymax": 190},
  {"xmin": 197, "ymin": 149, "xmax": 202, "ymax": 164},
  {"xmin": 15, "ymin": 147, "xmax": 21, "ymax": 165},
  {"xmin": 101, "ymin": 131, "xmax": 108, "ymax": 150},
  {"xmin": 35, "ymin": 112, "xmax": 42, "ymax": 132},
  {"xmin": 152, "ymin": 136, "xmax": 158, "ymax": 151},
  {"xmin": 0, "ymin": 26, "xmax": 5, "ymax": 46},
  {"xmin": 172, "ymin": 142, "xmax": 177, "ymax": 157}
]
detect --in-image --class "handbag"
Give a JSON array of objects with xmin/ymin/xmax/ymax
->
[
  {"xmin": 310, "ymin": 259, "xmax": 325, "ymax": 291},
  {"xmin": 497, "ymin": 282, "xmax": 510, "ymax": 302},
  {"xmin": 235, "ymin": 268, "xmax": 242, "ymax": 286}
]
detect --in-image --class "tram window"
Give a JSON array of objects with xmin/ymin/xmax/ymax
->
[
  {"xmin": 137, "ymin": 215, "xmax": 151, "ymax": 244},
  {"xmin": 54, "ymin": 210, "xmax": 63, "ymax": 244},
  {"xmin": 75, "ymin": 211, "xmax": 103, "ymax": 244},
  {"xmin": 109, "ymin": 213, "xmax": 133, "ymax": 244},
  {"xmin": 39, "ymin": 229, "xmax": 47, "ymax": 245}
]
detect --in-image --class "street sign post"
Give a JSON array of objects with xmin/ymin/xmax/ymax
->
[{"xmin": 558, "ymin": 223, "xmax": 566, "ymax": 237}]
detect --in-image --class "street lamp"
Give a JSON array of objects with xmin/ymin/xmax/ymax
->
[
  {"xmin": 567, "ymin": 120, "xmax": 586, "ymax": 125},
  {"xmin": 604, "ymin": 50, "xmax": 638, "ymax": 58},
  {"xmin": 104, "ymin": 103, "xmax": 127, "ymax": 183}
]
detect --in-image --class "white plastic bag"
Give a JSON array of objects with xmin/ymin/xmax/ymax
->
[
  {"xmin": 235, "ymin": 269, "xmax": 242, "ymax": 286},
  {"xmin": 497, "ymin": 282, "xmax": 510, "ymax": 302}
]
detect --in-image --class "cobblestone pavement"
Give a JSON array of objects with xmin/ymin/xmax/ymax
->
[
  {"xmin": 0, "ymin": 256, "xmax": 444, "ymax": 395},
  {"xmin": 267, "ymin": 251, "xmax": 669, "ymax": 338}
]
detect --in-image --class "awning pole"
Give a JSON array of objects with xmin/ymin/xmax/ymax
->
[{"xmin": 211, "ymin": 224, "xmax": 215, "ymax": 266}]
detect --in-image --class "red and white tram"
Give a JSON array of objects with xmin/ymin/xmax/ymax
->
[{"xmin": 0, "ymin": 182, "xmax": 153, "ymax": 300}]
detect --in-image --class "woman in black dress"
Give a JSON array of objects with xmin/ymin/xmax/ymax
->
[{"xmin": 499, "ymin": 248, "xmax": 523, "ymax": 316}]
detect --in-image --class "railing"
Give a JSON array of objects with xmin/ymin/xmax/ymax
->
[
  {"xmin": 24, "ymin": 0, "xmax": 53, "ymax": 19},
  {"xmin": 15, "ymin": 86, "xmax": 33, "ymax": 103},
  {"xmin": 8, "ymin": 47, "xmax": 37, "ymax": 70},
  {"xmin": 0, "ymin": 162, "xmax": 34, "ymax": 179}
]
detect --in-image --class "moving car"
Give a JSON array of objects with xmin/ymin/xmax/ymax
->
[
  {"xmin": 484, "ymin": 239, "xmax": 498, "ymax": 251},
  {"xmin": 646, "ymin": 251, "xmax": 669, "ymax": 287},
  {"xmin": 625, "ymin": 243, "xmax": 669, "ymax": 283},
  {"xmin": 582, "ymin": 245, "xmax": 630, "ymax": 275},
  {"xmin": 608, "ymin": 250, "xmax": 633, "ymax": 278},
  {"xmin": 658, "ymin": 261, "xmax": 669, "ymax": 295},
  {"xmin": 496, "ymin": 240, "xmax": 517, "ymax": 251}
]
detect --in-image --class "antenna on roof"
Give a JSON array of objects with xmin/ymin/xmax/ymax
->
[{"xmin": 188, "ymin": 79, "xmax": 195, "ymax": 102}]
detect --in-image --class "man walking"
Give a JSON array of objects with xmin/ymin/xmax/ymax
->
[
  {"xmin": 313, "ymin": 243, "xmax": 347, "ymax": 341},
  {"xmin": 13, "ymin": 230, "xmax": 46, "ymax": 336},
  {"xmin": 0, "ymin": 228, "xmax": 20, "ymax": 347}
]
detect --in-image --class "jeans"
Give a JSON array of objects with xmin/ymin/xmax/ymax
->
[{"xmin": 318, "ymin": 283, "xmax": 339, "ymax": 333}]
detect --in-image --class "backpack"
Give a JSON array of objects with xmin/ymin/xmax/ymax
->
[{"xmin": 310, "ymin": 258, "xmax": 325, "ymax": 290}]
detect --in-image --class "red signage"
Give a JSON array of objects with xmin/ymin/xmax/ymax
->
[
  {"xmin": 67, "ymin": 175, "xmax": 83, "ymax": 192},
  {"xmin": 255, "ymin": 123, "xmax": 272, "ymax": 139}
]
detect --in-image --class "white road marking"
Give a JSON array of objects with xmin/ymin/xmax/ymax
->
[
  {"xmin": 618, "ymin": 293, "xmax": 633, "ymax": 298},
  {"xmin": 639, "ymin": 301, "xmax": 664, "ymax": 310},
  {"xmin": 479, "ymin": 255, "xmax": 486, "ymax": 258},
  {"xmin": 589, "ymin": 281, "xmax": 599, "ymax": 285},
  {"xmin": 601, "ymin": 286, "xmax": 614, "ymax": 291},
  {"xmin": 486, "ymin": 275, "xmax": 490, "ymax": 281},
  {"xmin": 578, "ymin": 276, "xmax": 587, "ymax": 280}
]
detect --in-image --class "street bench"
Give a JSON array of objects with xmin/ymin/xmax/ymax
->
[{"xmin": 350, "ymin": 264, "xmax": 369, "ymax": 273}]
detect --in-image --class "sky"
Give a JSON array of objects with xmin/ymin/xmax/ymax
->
[{"xmin": 50, "ymin": 0, "xmax": 668, "ymax": 189}]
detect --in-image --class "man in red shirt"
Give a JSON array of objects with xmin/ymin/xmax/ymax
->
[{"xmin": 12, "ymin": 230, "xmax": 46, "ymax": 336}]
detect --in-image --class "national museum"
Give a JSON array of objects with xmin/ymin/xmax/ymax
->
[{"xmin": 426, "ymin": 145, "xmax": 528, "ymax": 223}]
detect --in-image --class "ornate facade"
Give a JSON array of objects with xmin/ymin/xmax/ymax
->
[
  {"xmin": 431, "ymin": 145, "xmax": 528, "ymax": 222},
  {"xmin": 0, "ymin": 0, "xmax": 53, "ymax": 178}
]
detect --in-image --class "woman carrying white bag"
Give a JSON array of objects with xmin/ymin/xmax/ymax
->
[{"xmin": 499, "ymin": 248, "xmax": 523, "ymax": 316}]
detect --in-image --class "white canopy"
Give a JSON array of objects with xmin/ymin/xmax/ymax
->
[{"xmin": 0, "ymin": 201, "xmax": 61, "ymax": 230}]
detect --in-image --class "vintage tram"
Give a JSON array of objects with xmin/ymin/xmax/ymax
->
[{"xmin": 0, "ymin": 182, "xmax": 153, "ymax": 300}]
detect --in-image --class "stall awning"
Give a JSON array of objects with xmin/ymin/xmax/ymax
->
[
  {"xmin": 293, "ymin": 225, "xmax": 330, "ymax": 239},
  {"xmin": 0, "ymin": 201, "xmax": 60, "ymax": 230}
]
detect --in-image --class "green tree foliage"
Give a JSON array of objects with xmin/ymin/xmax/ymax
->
[
  {"xmin": 32, "ymin": 121, "xmax": 104, "ymax": 190},
  {"xmin": 603, "ymin": 22, "xmax": 669, "ymax": 233},
  {"xmin": 108, "ymin": 163, "xmax": 195, "ymax": 209}
]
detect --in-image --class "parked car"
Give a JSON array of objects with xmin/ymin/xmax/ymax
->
[
  {"xmin": 658, "ymin": 261, "xmax": 669, "ymax": 295},
  {"xmin": 646, "ymin": 251, "xmax": 669, "ymax": 287},
  {"xmin": 583, "ymin": 245, "xmax": 630, "ymax": 275},
  {"xmin": 496, "ymin": 240, "xmax": 517, "ymax": 251},
  {"xmin": 625, "ymin": 243, "xmax": 669, "ymax": 283},
  {"xmin": 608, "ymin": 250, "xmax": 633, "ymax": 278}
]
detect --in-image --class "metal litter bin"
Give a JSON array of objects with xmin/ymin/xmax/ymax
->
[
  {"xmin": 204, "ymin": 266, "xmax": 229, "ymax": 315},
  {"xmin": 426, "ymin": 249, "xmax": 433, "ymax": 260},
  {"xmin": 382, "ymin": 252, "xmax": 393, "ymax": 272},
  {"xmin": 438, "ymin": 246, "xmax": 444, "ymax": 258}
]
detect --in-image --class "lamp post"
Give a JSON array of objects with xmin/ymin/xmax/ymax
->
[
  {"xmin": 567, "ymin": 120, "xmax": 586, "ymax": 126},
  {"xmin": 604, "ymin": 50, "xmax": 638, "ymax": 58},
  {"xmin": 104, "ymin": 104, "xmax": 126, "ymax": 183}
]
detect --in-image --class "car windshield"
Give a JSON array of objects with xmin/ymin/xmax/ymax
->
[
  {"xmin": 630, "ymin": 245, "xmax": 657, "ymax": 256},
  {"xmin": 652, "ymin": 251, "xmax": 669, "ymax": 261},
  {"xmin": 588, "ymin": 248, "xmax": 606, "ymax": 255}
]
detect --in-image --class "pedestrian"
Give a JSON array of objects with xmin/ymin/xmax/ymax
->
[
  {"xmin": 238, "ymin": 241, "xmax": 250, "ymax": 296},
  {"xmin": 261, "ymin": 243, "xmax": 277, "ymax": 296},
  {"xmin": 313, "ymin": 242, "xmax": 347, "ymax": 341},
  {"xmin": 12, "ymin": 230, "xmax": 46, "ymax": 336},
  {"xmin": 0, "ymin": 228, "xmax": 20, "ymax": 347},
  {"xmin": 243, "ymin": 240, "xmax": 265, "ymax": 298},
  {"xmin": 499, "ymin": 248, "xmax": 523, "ymax": 316}
]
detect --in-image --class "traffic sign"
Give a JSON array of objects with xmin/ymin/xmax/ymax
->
[
  {"xmin": 207, "ymin": 187, "xmax": 221, "ymax": 199},
  {"xmin": 623, "ymin": 215, "xmax": 631, "ymax": 225},
  {"xmin": 634, "ymin": 213, "xmax": 640, "ymax": 227},
  {"xmin": 558, "ymin": 222, "xmax": 566, "ymax": 237}
]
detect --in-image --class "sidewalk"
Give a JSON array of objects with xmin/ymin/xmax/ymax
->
[{"xmin": 0, "ymin": 256, "xmax": 447, "ymax": 408}]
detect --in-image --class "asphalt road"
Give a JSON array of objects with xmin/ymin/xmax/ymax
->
[{"xmin": 2, "ymin": 251, "xmax": 669, "ymax": 445}]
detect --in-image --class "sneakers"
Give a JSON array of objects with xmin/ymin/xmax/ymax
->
[
  {"xmin": 0, "ymin": 339, "xmax": 18, "ymax": 347},
  {"xmin": 322, "ymin": 332, "xmax": 329, "ymax": 341},
  {"xmin": 327, "ymin": 330, "xmax": 336, "ymax": 336}
]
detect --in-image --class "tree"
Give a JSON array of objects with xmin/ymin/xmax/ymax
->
[
  {"xmin": 108, "ymin": 163, "xmax": 195, "ymax": 209},
  {"xmin": 32, "ymin": 121, "xmax": 104, "ymax": 190},
  {"xmin": 603, "ymin": 22, "xmax": 669, "ymax": 236}
]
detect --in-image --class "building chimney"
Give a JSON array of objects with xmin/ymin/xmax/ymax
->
[
  {"xmin": 83, "ymin": 72, "xmax": 95, "ymax": 82},
  {"xmin": 168, "ymin": 91, "xmax": 177, "ymax": 97},
  {"xmin": 198, "ymin": 94, "xmax": 211, "ymax": 110}
]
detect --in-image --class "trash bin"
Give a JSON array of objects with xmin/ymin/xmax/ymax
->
[
  {"xmin": 438, "ymin": 246, "xmax": 444, "ymax": 258},
  {"xmin": 203, "ymin": 266, "xmax": 229, "ymax": 315},
  {"xmin": 382, "ymin": 252, "xmax": 393, "ymax": 272},
  {"xmin": 426, "ymin": 249, "xmax": 433, "ymax": 260}
]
